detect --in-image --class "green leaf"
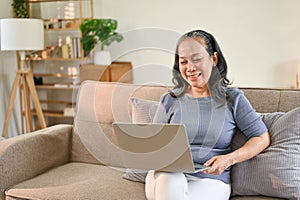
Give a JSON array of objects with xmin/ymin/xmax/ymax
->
[
  {"xmin": 12, "ymin": 0, "xmax": 29, "ymax": 18},
  {"xmin": 80, "ymin": 18, "xmax": 123, "ymax": 56}
]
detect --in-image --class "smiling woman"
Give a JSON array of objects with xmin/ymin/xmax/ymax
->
[
  {"xmin": 144, "ymin": 29, "xmax": 270, "ymax": 200},
  {"xmin": 171, "ymin": 30, "xmax": 231, "ymax": 104},
  {"xmin": 178, "ymin": 38, "xmax": 216, "ymax": 97}
]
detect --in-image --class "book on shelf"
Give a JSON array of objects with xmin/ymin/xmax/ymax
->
[
  {"xmin": 70, "ymin": 37, "xmax": 81, "ymax": 59},
  {"xmin": 64, "ymin": 107, "xmax": 75, "ymax": 117},
  {"xmin": 54, "ymin": 84, "xmax": 69, "ymax": 88},
  {"xmin": 54, "ymin": 83, "xmax": 80, "ymax": 89}
]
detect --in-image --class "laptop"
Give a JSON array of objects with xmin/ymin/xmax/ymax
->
[{"xmin": 112, "ymin": 122, "xmax": 210, "ymax": 173}]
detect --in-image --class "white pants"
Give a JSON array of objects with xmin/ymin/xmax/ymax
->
[{"xmin": 145, "ymin": 170, "xmax": 231, "ymax": 200}]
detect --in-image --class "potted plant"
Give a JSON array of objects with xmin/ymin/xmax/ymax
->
[
  {"xmin": 80, "ymin": 18, "xmax": 123, "ymax": 65},
  {"xmin": 12, "ymin": 0, "xmax": 30, "ymax": 18}
]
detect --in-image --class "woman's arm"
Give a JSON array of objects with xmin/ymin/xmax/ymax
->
[{"xmin": 203, "ymin": 131, "xmax": 270, "ymax": 175}]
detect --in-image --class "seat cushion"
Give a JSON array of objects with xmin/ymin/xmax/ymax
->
[
  {"xmin": 5, "ymin": 162, "xmax": 146, "ymax": 200},
  {"xmin": 230, "ymin": 197, "xmax": 285, "ymax": 200},
  {"xmin": 4, "ymin": 162, "xmax": 283, "ymax": 200}
]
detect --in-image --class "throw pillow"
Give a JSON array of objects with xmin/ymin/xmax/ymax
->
[
  {"xmin": 130, "ymin": 98, "xmax": 159, "ymax": 124},
  {"xmin": 122, "ymin": 98, "xmax": 159, "ymax": 183},
  {"xmin": 231, "ymin": 107, "xmax": 300, "ymax": 199}
]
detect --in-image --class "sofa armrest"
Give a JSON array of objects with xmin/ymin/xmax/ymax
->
[{"xmin": 0, "ymin": 124, "xmax": 73, "ymax": 200}]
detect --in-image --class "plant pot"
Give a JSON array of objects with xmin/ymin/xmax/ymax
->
[{"xmin": 94, "ymin": 51, "xmax": 112, "ymax": 66}]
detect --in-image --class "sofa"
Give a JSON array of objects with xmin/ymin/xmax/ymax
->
[{"xmin": 1, "ymin": 80, "xmax": 300, "ymax": 200}]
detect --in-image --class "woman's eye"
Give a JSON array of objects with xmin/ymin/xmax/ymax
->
[
  {"xmin": 193, "ymin": 58, "xmax": 201, "ymax": 62},
  {"xmin": 180, "ymin": 61, "xmax": 187, "ymax": 65}
]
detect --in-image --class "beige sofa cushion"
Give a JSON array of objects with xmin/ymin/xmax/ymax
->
[
  {"xmin": 242, "ymin": 88, "xmax": 300, "ymax": 113},
  {"xmin": 278, "ymin": 90, "xmax": 300, "ymax": 112},
  {"xmin": 0, "ymin": 125, "xmax": 72, "ymax": 200},
  {"xmin": 231, "ymin": 197, "xmax": 285, "ymax": 200},
  {"xmin": 6, "ymin": 162, "xmax": 146, "ymax": 200},
  {"xmin": 71, "ymin": 81, "xmax": 168, "ymax": 166},
  {"xmin": 242, "ymin": 89, "xmax": 280, "ymax": 113}
]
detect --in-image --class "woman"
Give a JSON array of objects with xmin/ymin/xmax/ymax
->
[{"xmin": 145, "ymin": 30, "xmax": 270, "ymax": 200}]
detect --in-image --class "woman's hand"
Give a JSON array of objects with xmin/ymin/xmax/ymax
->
[
  {"xmin": 202, "ymin": 155, "xmax": 235, "ymax": 175},
  {"xmin": 202, "ymin": 132, "xmax": 270, "ymax": 175}
]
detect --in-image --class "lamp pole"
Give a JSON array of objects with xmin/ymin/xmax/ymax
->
[{"xmin": 0, "ymin": 18, "xmax": 47, "ymax": 138}]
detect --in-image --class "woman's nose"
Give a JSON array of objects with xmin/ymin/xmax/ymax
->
[{"xmin": 187, "ymin": 61, "xmax": 196, "ymax": 72}]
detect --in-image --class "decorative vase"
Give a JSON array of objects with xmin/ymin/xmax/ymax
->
[{"xmin": 94, "ymin": 51, "xmax": 112, "ymax": 66}]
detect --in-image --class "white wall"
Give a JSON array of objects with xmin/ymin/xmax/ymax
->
[
  {"xmin": 94, "ymin": 0, "xmax": 300, "ymax": 88},
  {"xmin": 1, "ymin": 0, "xmax": 300, "ymax": 137}
]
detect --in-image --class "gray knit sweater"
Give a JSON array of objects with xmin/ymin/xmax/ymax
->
[{"xmin": 153, "ymin": 87, "xmax": 267, "ymax": 184}]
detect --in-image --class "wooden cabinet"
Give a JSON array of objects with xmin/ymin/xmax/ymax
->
[
  {"xmin": 80, "ymin": 62, "xmax": 133, "ymax": 83},
  {"xmin": 28, "ymin": 0, "xmax": 93, "ymax": 126}
]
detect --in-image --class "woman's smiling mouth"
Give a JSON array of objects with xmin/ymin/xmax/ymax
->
[{"xmin": 187, "ymin": 72, "xmax": 202, "ymax": 80}]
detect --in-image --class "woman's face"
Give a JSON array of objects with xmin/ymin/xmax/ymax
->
[{"xmin": 178, "ymin": 38, "xmax": 217, "ymax": 89}]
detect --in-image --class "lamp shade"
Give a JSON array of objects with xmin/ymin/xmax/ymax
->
[{"xmin": 0, "ymin": 18, "xmax": 44, "ymax": 51}]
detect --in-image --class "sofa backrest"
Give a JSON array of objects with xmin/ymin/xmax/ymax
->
[
  {"xmin": 71, "ymin": 81, "xmax": 169, "ymax": 165},
  {"xmin": 241, "ymin": 88, "xmax": 300, "ymax": 113},
  {"xmin": 71, "ymin": 81, "xmax": 300, "ymax": 165}
]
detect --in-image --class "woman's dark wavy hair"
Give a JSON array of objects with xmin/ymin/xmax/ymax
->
[{"xmin": 170, "ymin": 29, "xmax": 231, "ymax": 104}]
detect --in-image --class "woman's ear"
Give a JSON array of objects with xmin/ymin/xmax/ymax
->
[{"xmin": 213, "ymin": 52, "xmax": 218, "ymax": 66}]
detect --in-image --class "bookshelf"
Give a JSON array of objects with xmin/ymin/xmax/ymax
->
[{"xmin": 27, "ymin": 0, "xmax": 93, "ymax": 127}]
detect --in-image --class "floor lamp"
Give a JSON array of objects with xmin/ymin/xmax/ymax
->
[{"xmin": 1, "ymin": 18, "xmax": 46, "ymax": 138}]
